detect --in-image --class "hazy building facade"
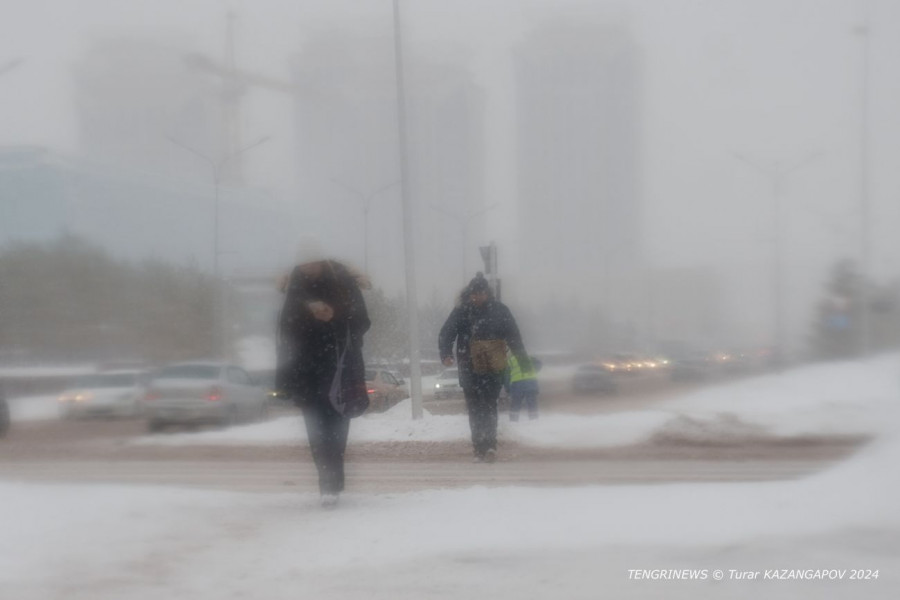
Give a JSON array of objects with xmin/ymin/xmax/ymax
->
[
  {"xmin": 73, "ymin": 37, "xmax": 226, "ymax": 183},
  {"xmin": 514, "ymin": 24, "xmax": 641, "ymax": 303},
  {"xmin": 291, "ymin": 31, "xmax": 485, "ymax": 294},
  {"xmin": 408, "ymin": 66, "xmax": 486, "ymax": 290},
  {"xmin": 0, "ymin": 146, "xmax": 292, "ymax": 276}
]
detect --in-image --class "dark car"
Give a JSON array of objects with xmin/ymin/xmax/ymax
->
[
  {"xmin": 669, "ymin": 352, "xmax": 714, "ymax": 381},
  {"xmin": 572, "ymin": 364, "xmax": 618, "ymax": 395}
]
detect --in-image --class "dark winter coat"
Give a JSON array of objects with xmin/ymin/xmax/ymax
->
[
  {"xmin": 276, "ymin": 261, "xmax": 370, "ymax": 406},
  {"xmin": 438, "ymin": 298, "xmax": 529, "ymax": 389}
]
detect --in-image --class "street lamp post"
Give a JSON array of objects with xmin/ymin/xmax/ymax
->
[
  {"xmin": 167, "ymin": 134, "xmax": 270, "ymax": 356},
  {"xmin": 392, "ymin": 0, "xmax": 425, "ymax": 420},
  {"xmin": 331, "ymin": 179, "xmax": 400, "ymax": 272},
  {"xmin": 733, "ymin": 152, "xmax": 820, "ymax": 366},
  {"xmin": 430, "ymin": 203, "xmax": 500, "ymax": 284},
  {"xmin": 854, "ymin": 17, "xmax": 872, "ymax": 355}
]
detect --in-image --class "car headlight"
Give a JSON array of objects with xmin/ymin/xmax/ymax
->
[{"xmin": 435, "ymin": 383, "xmax": 441, "ymax": 389}]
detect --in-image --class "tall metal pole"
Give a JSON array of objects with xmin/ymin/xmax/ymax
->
[
  {"xmin": 461, "ymin": 221, "xmax": 468, "ymax": 283},
  {"xmin": 393, "ymin": 0, "xmax": 423, "ymax": 419},
  {"xmin": 771, "ymin": 166, "xmax": 785, "ymax": 366},
  {"xmin": 167, "ymin": 135, "xmax": 269, "ymax": 358},
  {"xmin": 212, "ymin": 169, "xmax": 221, "ymax": 281},
  {"xmin": 363, "ymin": 202, "xmax": 370, "ymax": 274},
  {"xmin": 856, "ymin": 16, "xmax": 872, "ymax": 355},
  {"xmin": 223, "ymin": 10, "xmax": 243, "ymax": 185}
]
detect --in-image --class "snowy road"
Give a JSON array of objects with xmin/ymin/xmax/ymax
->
[{"xmin": 2, "ymin": 356, "xmax": 898, "ymax": 600}]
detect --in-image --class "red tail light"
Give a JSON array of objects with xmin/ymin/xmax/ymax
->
[
  {"xmin": 206, "ymin": 386, "xmax": 223, "ymax": 402},
  {"xmin": 367, "ymin": 388, "xmax": 375, "ymax": 395}
]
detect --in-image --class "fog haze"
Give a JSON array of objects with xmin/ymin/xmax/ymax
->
[{"xmin": 2, "ymin": 0, "xmax": 898, "ymax": 357}]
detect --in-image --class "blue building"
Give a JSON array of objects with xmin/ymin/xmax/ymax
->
[{"xmin": 0, "ymin": 146, "xmax": 295, "ymax": 277}]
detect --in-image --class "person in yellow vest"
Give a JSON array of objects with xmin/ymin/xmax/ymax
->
[{"xmin": 507, "ymin": 354, "xmax": 540, "ymax": 421}]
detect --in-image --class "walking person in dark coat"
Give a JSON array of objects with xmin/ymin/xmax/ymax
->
[
  {"xmin": 439, "ymin": 273, "xmax": 531, "ymax": 463},
  {"xmin": 276, "ymin": 237, "xmax": 371, "ymax": 508}
]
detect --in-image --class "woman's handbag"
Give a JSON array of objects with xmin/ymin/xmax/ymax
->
[
  {"xmin": 470, "ymin": 339, "xmax": 509, "ymax": 374},
  {"xmin": 328, "ymin": 325, "xmax": 371, "ymax": 418}
]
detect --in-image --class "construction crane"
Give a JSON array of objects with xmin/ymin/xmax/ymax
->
[
  {"xmin": 183, "ymin": 12, "xmax": 304, "ymax": 184},
  {"xmin": 0, "ymin": 57, "xmax": 24, "ymax": 78}
]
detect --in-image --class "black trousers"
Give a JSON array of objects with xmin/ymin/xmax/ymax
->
[
  {"xmin": 463, "ymin": 374, "xmax": 503, "ymax": 457},
  {"xmin": 301, "ymin": 398, "xmax": 351, "ymax": 495}
]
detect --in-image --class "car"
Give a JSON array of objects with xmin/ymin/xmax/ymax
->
[
  {"xmin": 365, "ymin": 368, "xmax": 408, "ymax": 412},
  {"xmin": 250, "ymin": 369, "xmax": 292, "ymax": 405},
  {"xmin": 142, "ymin": 362, "xmax": 269, "ymax": 432},
  {"xmin": 669, "ymin": 352, "xmax": 714, "ymax": 381},
  {"xmin": 58, "ymin": 370, "xmax": 148, "ymax": 419},
  {"xmin": 602, "ymin": 353, "xmax": 644, "ymax": 375},
  {"xmin": 571, "ymin": 364, "xmax": 618, "ymax": 395},
  {"xmin": 433, "ymin": 368, "xmax": 463, "ymax": 400}
]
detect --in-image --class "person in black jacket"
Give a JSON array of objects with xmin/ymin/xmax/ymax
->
[
  {"xmin": 439, "ymin": 273, "xmax": 531, "ymax": 463},
  {"xmin": 276, "ymin": 239, "xmax": 371, "ymax": 508}
]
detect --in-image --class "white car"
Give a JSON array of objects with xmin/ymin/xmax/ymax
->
[
  {"xmin": 143, "ymin": 362, "xmax": 268, "ymax": 432},
  {"xmin": 433, "ymin": 368, "xmax": 463, "ymax": 400},
  {"xmin": 58, "ymin": 371, "xmax": 147, "ymax": 419}
]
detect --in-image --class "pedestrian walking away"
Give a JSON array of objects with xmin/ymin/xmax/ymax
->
[
  {"xmin": 438, "ymin": 272, "xmax": 532, "ymax": 463},
  {"xmin": 276, "ymin": 236, "xmax": 372, "ymax": 508}
]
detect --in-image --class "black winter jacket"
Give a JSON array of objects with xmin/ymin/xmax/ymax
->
[
  {"xmin": 438, "ymin": 299, "xmax": 528, "ymax": 388},
  {"xmin": 276, "ymin": 261, "xmax": 370, "ymax": 405}
]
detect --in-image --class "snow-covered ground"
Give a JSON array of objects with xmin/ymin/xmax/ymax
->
[{"xmin": 2, "ymin": 355, "xmax": 899, "ymax": 599}]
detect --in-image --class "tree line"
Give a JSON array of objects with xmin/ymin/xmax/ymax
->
[
  {"xmin": 809, "ymin": 259, "xmax": 900, "ymax": 359},
  {"xmin": 0, "ymin": 235, "xmax": 219, "ymax": 364},
  {"xmin": 0, "ymin": 235, "xmax": 451, "ymax": 367}
]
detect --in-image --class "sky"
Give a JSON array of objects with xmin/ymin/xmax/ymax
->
[
  {"xmin": 3, "ymin": 353, "xmax": 899, "ymax": 599},
  {"xmin": 1, "ymin": 0, "xmax": 899, "ymax": 352}
]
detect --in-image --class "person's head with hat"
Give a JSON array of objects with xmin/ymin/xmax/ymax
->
[
  {"xmin": 278, "ymin": 234, "xmax": 328, "ymax": 293},
  {"xmin": 465, "ymin": 272, "xmax": 493, "ymax": 307}
]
